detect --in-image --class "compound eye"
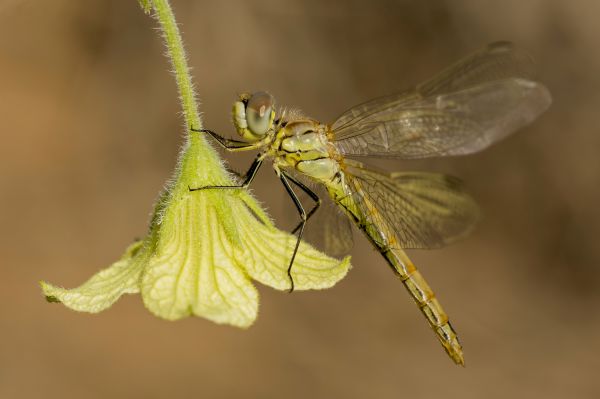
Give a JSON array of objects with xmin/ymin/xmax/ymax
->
[{"xmin": 246, "ymin": 91, "xmax": 274, "ymax": 135}]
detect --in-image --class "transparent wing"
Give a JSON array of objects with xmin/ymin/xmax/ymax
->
[
  {"xmin": 305, "ymin": 195, "xmax": 354, "ymax": 257},
  {"xmin": 331, "ymin": 42, "xmax": 537, "ymax": 133},
  {"xmin": 283, "ymin": 169, "xmax": 354, "ymax": 256},
  {"xmin": 331, "ymin": 42, "xmax": 551, "ymax": 158},
  {"xmin": 419, "ymin": 41, "xmax": 538, "ymax": 96},
  {"xmin": 343, "ymin": 162, "xmax": 480, "ymax": 249}
]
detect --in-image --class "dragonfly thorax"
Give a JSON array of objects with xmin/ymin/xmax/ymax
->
[{"xmin": 273, "ymin": 120, "xmax": 341, "ymax": 182}]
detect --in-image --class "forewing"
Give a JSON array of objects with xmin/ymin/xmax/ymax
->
[
  {"xmin": 418, "ymin": 41, "xmax": 537, "ymax": 96},
  {"xmin": 331, "ymin": 42, "xmax": 551, "ymax": 158},
  {"xmin": 343, "ymin": 163, "xmax": 480, "ymax": 249}
]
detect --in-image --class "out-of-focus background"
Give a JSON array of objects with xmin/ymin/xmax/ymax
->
[{"xmin": 1, "ymin": 0, "xmax": 599, "ymax": 398}]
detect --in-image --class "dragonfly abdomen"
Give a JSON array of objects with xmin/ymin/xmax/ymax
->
[
  {"xmin": 332, "ymin": 186, "xmax": 464, "ymax": 365},
  {"xmin": 382, "ymin": 246, "xmax": 464, "ymax": 365}
]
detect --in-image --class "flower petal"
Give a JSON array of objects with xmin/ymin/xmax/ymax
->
[
  {"xmin": 237, "ymin": 198, "xmax": 352, "ymax": 291},
  {"xmin": 40, "ymin": 240, "xmax": 146, "ymax": 313},
  {"xmin": 141, "ymin": 193, "xmax": 258, "ymax": 327}
]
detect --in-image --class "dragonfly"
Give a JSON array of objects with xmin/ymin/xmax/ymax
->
[{"xmin": 189, "ymin": 42, "xmax": 552, "ymax": 365}]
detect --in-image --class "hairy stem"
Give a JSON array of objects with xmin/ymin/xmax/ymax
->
[
  {"xmin": 142, "ymin": 0, "xmax": 272, "ymax": 220},
  {"xmin": 152, "ymin": 0, "xmax": 201, "ymax": 133}
]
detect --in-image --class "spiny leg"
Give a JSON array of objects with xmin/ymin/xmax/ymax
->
[
  {"xmin": 188, "ymin": 154, "xmax": 263, "ymax": 191},
  {"xmin": 190, "ymin": 127, "xmax": 258, "ymax": 151},
  {"xmin": 224, "ymin": 166, "xmax": 243, "ymax": 183},
  {"xmin": 279, "ymin": 171, "xmax": 320, "ymax": 293},
  {"xmin": 283, "ymin": 173, "xmax": 322, "ymax": 235}
]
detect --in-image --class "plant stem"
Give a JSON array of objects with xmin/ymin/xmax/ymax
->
[
  {"xmin": 152, "ymin": 0, "xmax": 201, "ymax": 134},
  {"xmin": 148, "ymin": 0, "xmax": 233, "ymax": 188},
  {"xmin": 144, "ymin": 0, "xmax": 272, "ymax": 222}
]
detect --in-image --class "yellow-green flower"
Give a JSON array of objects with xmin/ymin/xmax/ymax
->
[
  {"xmin": 40, "ymin": 0, "xmax": 350, "ymax": 328},
  {"xmin": 41, "ymin": 136, "xmax": 350, "ymax": 327}
]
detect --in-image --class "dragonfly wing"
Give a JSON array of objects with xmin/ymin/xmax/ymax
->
[
  {"xmin": 418, "ymin": 41, "xmax": 538, "ymax": 96},
  {"xmin": 331, "ymin": 42, "xmax": 551, "ymax": 158},
  {"xmin": 343, "ymin": 162, "xmax": 480, "ymax": 249},
  {"xmin": 333, "ymin": 79, "xmax": 550, "ymax": 158},
  {"xmin": 307, "ymin": 196, "xmax": 354, "ymax": 257},
  {"xmin": 331, "ymin": 42, "xmax": 537, "ymax": 133}
]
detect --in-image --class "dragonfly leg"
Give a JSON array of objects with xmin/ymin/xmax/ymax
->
[
  {"xmin": 279, "ymin": 171, "xmax": 312, "ymax": 293},
  {"xmin": 282, "ymin": 173, "xmax": 321, "ymax": 235},
  {"xmin": 190, "ymin": 127, "xmax": 258, "ymax": 152},
  {"xmin": 188, "ymin": 155, "xmax": 263, "ymax": 191},
  {"xmin": 223, "ymin": 166, "xmax": 243, "ymax": 182}
]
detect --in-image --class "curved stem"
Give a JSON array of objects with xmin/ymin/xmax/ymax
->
[
  {"xmin": 140, "ymin": 0, "xmax": 274, "ymax": 224},
  {"xmin": 151, "ymin": 0, "xmax": 201, "ymax": 134}
]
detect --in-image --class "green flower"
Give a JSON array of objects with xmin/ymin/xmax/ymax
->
[
  {"xmin": 41, "ymin": 137, "xmax": 350, "ymax": 327},
  {"xmin": 40, "ymin": 0, "xmax": 350, "ymax": 328}
]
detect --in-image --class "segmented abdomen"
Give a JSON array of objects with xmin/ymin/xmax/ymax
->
[
  {"xmin": 382, "ymin": 246, "xmax": 464, "ymax": 365},
  {"xmin": 329, "ymin": 178, "xmax": 464, "ymax": 365}
]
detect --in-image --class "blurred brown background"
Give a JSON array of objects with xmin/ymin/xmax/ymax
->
[{"xmin": 1, "ymin": 0, "xmax": 599, "ymax": 398}]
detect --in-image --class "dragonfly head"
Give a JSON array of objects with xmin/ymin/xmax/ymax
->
[{"xmin": 232, "ymin": 91, "xmax": 276, "ymax": 142}]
